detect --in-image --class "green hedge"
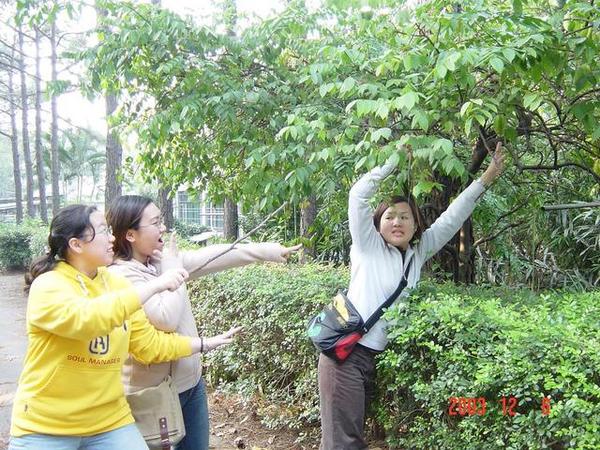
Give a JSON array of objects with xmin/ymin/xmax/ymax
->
[
  {"xmin": 189, "ymin": 263, "xmax": 348, "ymax": 430},
  {"xmin": 189, "ymin": 264, "xmax": 600, "ymax": 449},
  {"xmin": 378, "ymin": 283, "xmax": 600, "ymax": 450},
  {"xmin": 0, "ymin": 221, "xmax": 48, "ymax": 270}
]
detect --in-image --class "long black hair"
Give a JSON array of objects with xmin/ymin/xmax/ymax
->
[
  {"xmin": 25, "ymin": 204, "xmax": 98, "ymax": 291},
  {"xmin": 106, "ymin": 195, "xmax": 154, "ymax": 261}
]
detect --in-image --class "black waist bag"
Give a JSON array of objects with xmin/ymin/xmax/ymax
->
[{"xmin": 307, "ymin": 260, "xmax": 412, "ymax": 362}]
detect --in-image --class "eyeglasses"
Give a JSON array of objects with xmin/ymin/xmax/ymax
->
[
  {"xmin": 96, "ymin": 225, "xmax": 113, "ymax": 236},
  {"xmin": 80, "ymin": 225, "xmax": 112, "ymax": 241},
  {"xmin": 138, "ymin": 216, "xmax": 164, "ymax": 230}
]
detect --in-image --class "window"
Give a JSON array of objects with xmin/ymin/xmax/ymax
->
[{"xmin": 176, "ymin": 191, "xmax": 224, "ymax": 232}]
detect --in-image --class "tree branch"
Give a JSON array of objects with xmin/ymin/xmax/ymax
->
[
  {"xmin": 191, "ymin": 202, "xmax": 289, "ymax": 273},
  {"xmin": 474, "ymin": 220, "xmax": 527, "ymax": 248}
]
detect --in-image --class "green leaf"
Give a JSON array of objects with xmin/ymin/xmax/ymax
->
[
  {"xmin": 444, "ymin": 51, "xmax": 461, "ymax": 72},
  {"xmin": 490, "ymin": 57, "xmax": 505, "ymax": 74},
  {"xmin": 376, "ymin": 101, "xmax": 390, "ymax": 120},
  {"xmin": 412, "ymin": 180, "xmax": 437, "ymax": 198},
  {"xmin": 512, "ymin": 0, "xmax": 522, "ymax": 15},
  {"xmin": 435, "ymin": 62, "xmax": 448, "ymax": 79},
  {"xmin": 523, "ymin": 93, "xmax": 543, "ymax": 111},
  {"xmin": 340, "ymin": 77, "xmax": 356, "ymax": 96},
  {"xmin": 356, "ymin": 100, "xmax": 376, "ymax": 117},
  {"xmin": 412, "ymin": 110, "xmax": 430, "ymax": 132},
  {"xmin": 502, "ymin": 48, "xmax": 517, "ymax": 63},
  {"xmin": 371, "ymin": 127, "xmax": 392, "ymax": 143},
  {"xmin": 460, "ymin": 102, "xmax": 472, "ymax": 117},
  {"xmin": 494, "ymin": 115, "xmax": 507, "ymax": 135},
  {"xmin": 394, "ymin": 92, "xmax": 419, "ymax": 112},
  {"xmin": 319, "ymin": 83, "xmax": 334, "ymax": 97}
]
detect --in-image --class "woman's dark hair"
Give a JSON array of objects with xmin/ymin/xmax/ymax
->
[
  {"xmin": 25, "ymin": 204, "xmax": 98, "ymax": 291},
  {"xmin": 373, "ymin": 195, "xmax": 425, "ymax": 244},
  {"xmin": 106, "ymin": 195, "xmax": 153, "ymax": 260}
]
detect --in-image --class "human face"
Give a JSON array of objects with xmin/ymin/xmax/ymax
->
[
  {"xmin": 379, "ymin": 202, "xmax": 416, "ymax": 250},
  {"xmin": 128, "ymin": 203, "xmax": 166, "ymax": 263},
  {"xmin": 78, "ymin": 210, "xmax": 115, "ymax": 269}
]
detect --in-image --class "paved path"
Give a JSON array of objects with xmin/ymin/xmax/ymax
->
[
  {"xmin": 0, "ymin": 272, "xmax": 28, "ymax": 450},
  {"xmin": 0, "ymin": 271, "xmax": 233, "ymax": 450}
]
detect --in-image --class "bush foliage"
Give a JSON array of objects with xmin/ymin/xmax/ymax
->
[
  {"xmin": 190, "ymin": 264, "xmax": 600, "ymax": 449},
  {"xmin": 0, "ymin": 221, "xmax": 48, "ymax": 271},
  {"xmin": 379, "ymin": 282, "xmax": 600, "ymax": 449}
]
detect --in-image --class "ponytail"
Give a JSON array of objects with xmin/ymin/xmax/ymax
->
[{"xmin": 24, "ymin": 253, "xmax": 58, "ymax": 293}]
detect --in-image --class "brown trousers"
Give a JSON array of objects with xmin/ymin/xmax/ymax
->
[{"xmin": 318, "ymin": 345, "xmax": 377, "ymax": 450}]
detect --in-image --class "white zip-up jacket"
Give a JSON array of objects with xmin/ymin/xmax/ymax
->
[
  {"xmin": 109, "ymin": 242, "xmax": 288, "ymax": 394},
  {"xmin": 349, "ymin": 163, "xmax": 486, "ymax": 351}
]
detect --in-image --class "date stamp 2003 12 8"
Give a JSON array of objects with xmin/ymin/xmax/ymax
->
[{"xmin": 448, "ymin": 396, "xmax": 552, "ymax": 417}]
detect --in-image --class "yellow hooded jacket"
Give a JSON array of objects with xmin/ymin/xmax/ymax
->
[{"xmin": 10, "ymin": 261, "xmax": 192, "ymax": 437}]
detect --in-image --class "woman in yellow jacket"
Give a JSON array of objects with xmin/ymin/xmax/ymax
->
[{"xmin": 8, "ymin": 204, "xmax": 240, "ymax": 450}]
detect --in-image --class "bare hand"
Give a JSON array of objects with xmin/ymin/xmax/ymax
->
[
  {"xmin": 481, "ymin": 141, "xmax": 506, "ymax": 186},
  {"xmin": 149, "ymin": 249, "xmax": 162, "ymax": 266},
  {"xmin": 203, "ymin": 326, "xmax": 243, "ymax": 352},
  {"xmin": 160, "ymin": 232, "xmax": 183, "ymax": 272},
  {"xmin": 156, "ymin": 267, "xmax": 189, "ymax": 292},
  {"xmin": 281, "ymin": 244, "xmax": 302, "ymax": 261}
]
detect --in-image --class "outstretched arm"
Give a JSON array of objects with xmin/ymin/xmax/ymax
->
[
  {"xmin": 418, "ymin": 142, "xmax": 506, "ymax": 260},
  {"xmin": 348, "ymin": 156, "xmax": 405, "ymax": 251}
]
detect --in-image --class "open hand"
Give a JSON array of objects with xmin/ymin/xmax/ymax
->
[
  {"xmin": 160, "ymin": 232, "xmax": 183, "ymax": 272},
  {"xmin": 203, "ymin": 326, "xmax": 243, "ymax": 352},
  {"xmin": 281, "ymin": 244, "xmax": 303, "ymax": 261}
]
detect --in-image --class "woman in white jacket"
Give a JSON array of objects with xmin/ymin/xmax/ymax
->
[
  {"xmin": 319, "ymin": 143, "xmax": 505, "ymax": 450},
  {"xmin": 107, "ymin": 196, "xmax": 300, "ymax": 450}
]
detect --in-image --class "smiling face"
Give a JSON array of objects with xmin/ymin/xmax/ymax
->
[
  {"xmin": 378, "ymin": 202, "xmax": 416, "ymax": 250},
  {"xmin": 127, "ymin": 202, "xmax": 166, "ymax": 263},
  {"xmin": 70, "ymin": 210, "xmax": 115, "ymax": 272}
]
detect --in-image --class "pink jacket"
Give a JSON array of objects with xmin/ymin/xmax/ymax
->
[{"xmin": 108, "ymin": 242, "xmax": 287, "ymax": 393}]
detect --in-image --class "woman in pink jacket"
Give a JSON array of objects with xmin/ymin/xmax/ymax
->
[{"xmin": 107, "ymin": 196, "xmax": 300, "ymax": 450}]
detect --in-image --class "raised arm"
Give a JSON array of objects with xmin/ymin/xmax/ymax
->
[
  {"xmin": 348, "ymin": 162, "xmax": 396, "ymax": 251},
  {"xmin": 418, "ymin": 142, "xmax": 505, "ymax": 260}
]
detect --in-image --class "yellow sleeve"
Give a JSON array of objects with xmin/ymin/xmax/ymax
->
[
  {"xmin": 27, "ymin": 274, "xmax": 141, "ymax": 341},
  {"xmin": 128, "ymin": 309, "xmax": 192, "ymax": 365}
]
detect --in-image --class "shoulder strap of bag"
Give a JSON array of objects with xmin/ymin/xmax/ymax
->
[{"xmin": 363, "ymin": 258, "xmax": 413, "ymax": 332}]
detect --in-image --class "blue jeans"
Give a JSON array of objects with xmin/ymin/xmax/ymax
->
[
  {"xmin": 176, "ymin": 378, "xmax": 209, "ymax": 450},
  {"xmin": 8, "ymin": 423, "xmax": 148, "ymax": 450}
]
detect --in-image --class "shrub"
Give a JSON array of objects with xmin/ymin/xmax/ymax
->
[
  {"xmin": 0, "ymin": 220, "xmax": 48, "ymax": 271},
  {"xmin": 173, "ymin": 219, "xmax": 211, "ymax": 239},
  {"xmin": 377, "ymin": 282, "xmax": 600, "ymax": 450},
  {"xmin": 189, "ymin": 265, "xmax": 600, "ymax": 448},
  {"xmin": 189, "ymin": 262, "xmax": 349, "ymax": 430}
]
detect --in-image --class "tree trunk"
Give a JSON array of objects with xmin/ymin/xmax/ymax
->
[
  {"xmin": 158, "ymin": 187, "xmax": 174, "ymax": 230},
  {"xmin": 424, "ymin": 134, "xmax": 491, "ymax": 283},
  {"xmin": 18, "ymin": 25, "xmax": 35, "ymax": 218},
  {"xmin": 104, "ymin": 93, "xmax": 123, "ymax": 209},
  {"xmin": 221, "ymin": 1, "xmax": 239, "ymax": 242},
  {"xmin": 423, "ymin": 174, "xmax": 461, "ymax": 281},
  {"xmin": 223, "ymin": 198, "xmax": 238, "ymax": 241},
  {"xmin": 8, "ymin": 41, "xmax": 23, "ymax": 224},
  {"xmin": 300, "ymin": 194, "xmax": 317, "ymax": 261},
  {"xmin": 34, "ymin": 27, "xmax": 47, "ymax": 223},
  {"xmin": 50, "ymin": 20, "xmax": 60, "ymax": 214}
]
